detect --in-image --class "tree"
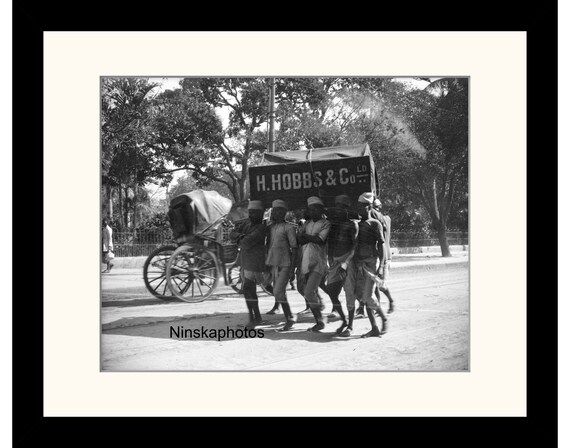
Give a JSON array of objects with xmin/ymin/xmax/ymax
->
[
  {"xmin": 101, "ymin": 78, "xmax": 161, "ymax": 228},
  {"xmin": 100, "ymin": 76, "xmax": 468, "ymax": 248},
  {"xmin": 101, "ymin": 78, "xmax": 225, "ymax": 228},
  {"xmin": 167, "ymin": 173, "xmax": 233, "ymax": 202},
  {"xmin": 147, "ymin": 87, "xmax": 225, "ymax": 185},
  {"xmin": 155, "ymin": 78, "xmax": 420, "ymax": 202},
  {"xmin": 275, "ymin": 78, "xmax": 344, "ymax": 150},
  {"xmin": 379, "ymin": 78, "xmax": 468, "ymax": 256},
  {"xmin": 330, "ymin": 78, "xmax": 468, "ymax": 252},
  {"xmin": 153, "ymin": 78, "xmax": 270, "ymax": 202}
]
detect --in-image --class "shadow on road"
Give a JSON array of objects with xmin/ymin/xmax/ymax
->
[
  {"xmin": 103, "ymin": 311, "xmax": 356, "ymax": 343},
  {"xmin": 101, "ymin": 294, "xmax": 229, "ymax": 308},
  {"xmin": 102, "ymin": 297, "xmax": 180, "ymax": 308}
]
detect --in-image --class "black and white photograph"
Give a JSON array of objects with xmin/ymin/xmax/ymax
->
[
  {"xmin": 35, "ymin": 25, "xmax": 542, "ymax": 426},
  {"xmin": 100, "ymin": 76, "xmax": 469, "ymax": 371}
]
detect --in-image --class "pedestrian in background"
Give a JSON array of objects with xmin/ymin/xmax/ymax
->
[
  {"xmin": 102, "ymin": 218, "xmax": 114, "ymax": 273},
  {"xmin": 265, "ymin": 199, "xmax": 298, "ymax": 331}
]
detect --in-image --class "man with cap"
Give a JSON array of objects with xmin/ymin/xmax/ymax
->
[
  {"xmin": 296, "ymin": 205, "xmax": 325, "ymax": 315},
  {"xmin": 371, "ymin": 198, "xmax": 395, "ymax": 314},
  {"xmin": 230, "ymin": 200, "xmax": 270, "ymax": 328},
  {"xmin": 265, "ymin": 199, "xmax": 299, "ymax": 331},
  {"xmin": 266, "ymin": 211, "xmax": 299, "ymax": 314},
  {"xmin": 339, "ymin": 192, "xmax": 388, "ymax": 338},
  {"xmin": 318, "ymin": 194, "xmax": 358, "ymax": 335},
  {"xmin": 296, "ymin": 196, "xmax": 331, "ymax": 332}
]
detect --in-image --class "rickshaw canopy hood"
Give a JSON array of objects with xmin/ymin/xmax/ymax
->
[
  {"xmin": 168, "ymin": 190, "xmax": 233, "ymax": 241},
  {"xmin": 170, "ymin": 190, "xmax": 232, "ymax": 225}
]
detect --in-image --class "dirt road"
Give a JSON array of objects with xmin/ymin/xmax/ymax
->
[{"xmin": 101, "ymin": 260, "xmax": 468, "ymax": 371}]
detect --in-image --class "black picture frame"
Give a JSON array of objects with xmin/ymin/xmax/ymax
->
[{"xmin": 13, "ymin": 2, "xmax": 557, "ymax": 445}]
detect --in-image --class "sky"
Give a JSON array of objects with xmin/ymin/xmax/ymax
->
[{"xmin": 148, "ymin": 77, "xmax": 183, "ymax": 92}]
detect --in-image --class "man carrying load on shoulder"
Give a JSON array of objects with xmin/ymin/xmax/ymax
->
[
  {"xmin": 318, "ymin": 194, "xmax": 358, "ymax": 335},
  {"xmin": 339, "ymin": 192, "xmax": 388, "ymax": 338},
  {"xmin": 230, "ymin": 200, "xmax": 270, "ymax": 328},
  {"xmin": 265, "ymin": 199, "xmax": 299, "ymax": 332},
  {"xmin": 296, "ymin": 196, "xmax": 331, "ymax": 332},
  {"xmin": 371, "ymin": 198, "xmax": 395, "ymax": 314}
]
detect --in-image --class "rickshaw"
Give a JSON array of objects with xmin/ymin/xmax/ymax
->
[{"xmin": 142, "ymin": 189, "xmax": 269, "ymax": 303}]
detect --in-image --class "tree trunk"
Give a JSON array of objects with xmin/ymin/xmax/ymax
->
[
  {"xmin": 437, "ymin": 223, "xmax": 451, "ymax": 257},
  {"xmin": 424, "ymin": 176, "xmax": 452, "ymax": 257},
  {"xmin": 108, "ymin": 185, "xmax": 113, "ymax": 219},
  {"xmin": 238, "ymin": 151, "xmax": 249, "ymax": 202},
  {"xmin": 118, "ymin": 183, "xmax": 124, "ymax": 228},
  {"xmin": 238, "ymin": 176, "xmax": 246, "ymax": 202},
  {"xmin": 132, "ymin": 185, "xmax": 137, "ymax": 230},
  {"xmin": 124, "ymin": 186, "xmax": 130, "ymax": 229}
]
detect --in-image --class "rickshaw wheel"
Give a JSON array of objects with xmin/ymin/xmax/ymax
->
[
  {"xmin": 166, "ymin": 244, "xmax": 220, "ymax": 303},
  {"xmin": 228, "ymin": 261, "xmax": 243, "ymax": 294},
  {"xmin": 228, "ymin": 262, "xmax": 273, "ymax": 296},
  {"xmin": 143, "ymin": 245, "xmax": 179, "ymax": 300},
  {"xmin": 260, "ymin": 282, "xmax": 273, "ymax": 296}
]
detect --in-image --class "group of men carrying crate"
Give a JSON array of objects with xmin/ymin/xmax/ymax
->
[{"xmin": 230, "ymin": 191, "xmax": 394, "ymax": 338}]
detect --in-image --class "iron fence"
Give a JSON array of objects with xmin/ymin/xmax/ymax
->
[
  {"xmin": 111, "ymin": 230, "xmax": 174, "ymax": 257},
  {"xmin": 390, "ymin": 231, "xmax": 468, "ymax": 248},
  {"xmin": 108, "ymin": 229, "xmax": 468, "ymax": 257}
]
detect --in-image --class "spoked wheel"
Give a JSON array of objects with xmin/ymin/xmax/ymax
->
[
  {"xmin": 143, "ymin": 245, "xmax": 178, "ymax": 300},
  {"xmin": 228, "ymin": 261, "xmax": 244, "ymax": 294},
  {"xmin": 166, "ymin": 244, "xmax": 220, "ymax": 303},
  {"xmin": 260, "ymin": 282, "xmax": 273, "ymax": 296},
  {"xmin": 228, "ymin": 262, "xmax": 273, "ymax": 296}
]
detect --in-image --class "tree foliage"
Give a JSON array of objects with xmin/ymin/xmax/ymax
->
[
  {"xmin": 147, "ymin": 87, "xmax": 224, "ymax": 186},
  {"xmin": 101, "ymin": 78, "xmax": 160, "ymax": 187},
  {"xmin": 101, "ymin": 78, "xmax": 224, "ymax": 226},
  {"xmin": 176, "ymin": 78, "xmax": 270, "ymax": 201},
  {"xmin": 373, "ymin": 78, "xmax": 469, "ymax": 255},
  {"xmin": 101, "ymin": 76, "xmax": 468, "ymax": 249},
  {"xmin": 167, "ymin": 172, "xmax": 233, "ymax": 202}
]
